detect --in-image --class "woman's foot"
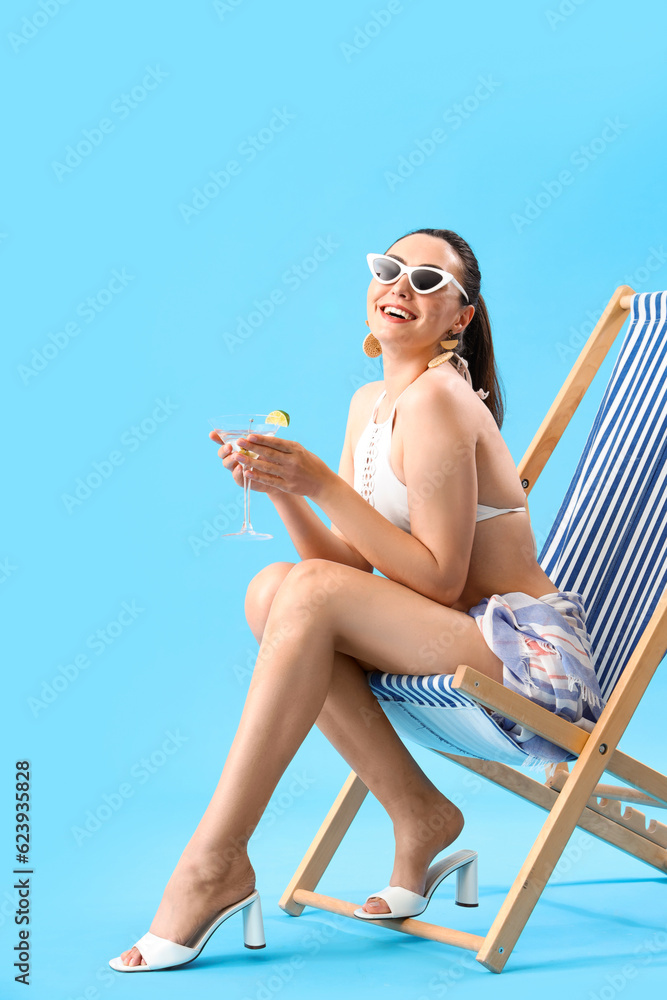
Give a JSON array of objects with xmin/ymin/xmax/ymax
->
[
  {"xmin": 118, "ymin": 849, "xmax": 256, "ymax": 968},
  {"xmin": 361, "ymin": 791, "xmax": 464, "ymax": 915}
]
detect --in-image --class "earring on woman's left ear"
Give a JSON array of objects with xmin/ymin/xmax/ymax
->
[{"xmin": 427, "ymin": 335, "xmax": 459, "ymax": 368}]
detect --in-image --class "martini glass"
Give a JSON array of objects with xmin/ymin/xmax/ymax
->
[{"xmin": 208, "ymin": 413, "xmax": 281, "ymax": 540}]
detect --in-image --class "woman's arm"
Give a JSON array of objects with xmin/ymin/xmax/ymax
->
[
  {"xmin": 268, "ymin": 493, "xmax": 372, "ymax": 571},
  {"xmin": 267, "ymin": 390, "xmax": 374, "ymax": 573},
  {"xmin": 312, "ymin": 379, "xmax": 479, "ymax": 606}
]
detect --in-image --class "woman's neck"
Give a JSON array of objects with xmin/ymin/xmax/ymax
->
[
  {"xmin": 380, "ymin": 355, "xmax": 431, "ymax": 404},
  {"xmin": 380, "ymin": 350, "xmax": 452, "ymax": 405}
]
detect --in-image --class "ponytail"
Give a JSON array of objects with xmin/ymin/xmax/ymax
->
[
  {"xmin": 458, "ymin": 293, "xmax": 504, "ymax": 429},
  {"xmin": 390, "ymin": 228, "xmax": 506, "ymax": 429}
]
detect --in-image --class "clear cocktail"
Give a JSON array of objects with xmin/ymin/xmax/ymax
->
[{"xmin": 208, "ymin": 413, "xmax": 283, "ymax": 540}]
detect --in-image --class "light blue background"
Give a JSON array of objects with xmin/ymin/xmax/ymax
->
[{"xmin": 3, "ymin": 0, "xmax": 667, "ymax": 997}]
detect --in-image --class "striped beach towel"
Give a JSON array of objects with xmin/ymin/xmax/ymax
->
[{"xmin": 467, "ymin": 590, "xmax": 604, "ymax": 758}]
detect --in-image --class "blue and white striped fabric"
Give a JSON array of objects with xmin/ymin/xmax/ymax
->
[
  {"xmin": 367, "ymin": 672, "xmax": 563, "ymax": 766},
  {"xmin": 367, "ymin": 291, "xmax": 667, "ymax": 767},
  {"xmin": 540, "ymin": 292, "xmax": 667, "ymax": 701}
]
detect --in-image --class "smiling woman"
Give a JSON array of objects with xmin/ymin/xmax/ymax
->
[{"xmin": 109, "ymin": 226, "xmax": 604, "ymax": 972}]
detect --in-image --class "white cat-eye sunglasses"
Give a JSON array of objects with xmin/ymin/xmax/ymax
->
[{"xmin": 366, "ymin": 253, "xmax": 469, "ymax": 301}]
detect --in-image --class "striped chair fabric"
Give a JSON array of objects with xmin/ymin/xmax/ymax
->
[{"xmin": 367, "ymin": 292, "xmax": 667, "ymax": 767}]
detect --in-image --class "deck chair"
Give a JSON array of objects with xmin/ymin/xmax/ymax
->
[{"xmin": 279, "ymin": 286, "xmax": 667, "ymax": 972}]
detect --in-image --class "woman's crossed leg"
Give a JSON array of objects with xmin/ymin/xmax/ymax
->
[{"xmin": 119, "ymin": 558, "xmax": 502, "ymax": 966}]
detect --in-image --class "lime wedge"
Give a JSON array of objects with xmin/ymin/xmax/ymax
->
[
  {"xmin": 237, "ymin": 446, "xmax": 260, "ymax": 459},
  {"xmin": 266, "ymin": 410, "xmax": 290, "ymax": 427}
]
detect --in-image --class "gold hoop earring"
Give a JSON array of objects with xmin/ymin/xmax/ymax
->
[{"xmin": 362, "ymin": 319, "xmax": 382, "ymax": 357}]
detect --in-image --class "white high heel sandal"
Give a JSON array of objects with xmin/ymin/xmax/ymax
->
[
  {"xmin": 354, "ymin": 849, "xmax": 478, "ymax": 920},
  {"xmin": 108, "ymin": 889, "xmax": 266, "ymax": 972}
]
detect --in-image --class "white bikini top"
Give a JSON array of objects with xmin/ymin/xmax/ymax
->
[{"xmin": 353, "ymin": 387, "xmax": 528, "ymax": 535}]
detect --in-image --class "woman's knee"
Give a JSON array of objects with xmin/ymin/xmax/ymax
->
[{"xmin": 244, "ymin": 561, "xmax": 296, "ymax": 636}]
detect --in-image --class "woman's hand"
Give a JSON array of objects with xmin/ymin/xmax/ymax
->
[
  {"xmin": 209, "ymin": 429, "xmax": 282, "ymax": 497},
  {"xmin": 228, "ymin": 432, "xmax": 335, "ymax": 501}
]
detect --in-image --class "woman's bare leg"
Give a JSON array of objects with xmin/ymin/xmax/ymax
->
[
  {"xmin": 121, "ymin": 561, "xmax": 349, "ymax": 966},
  {"xmin": 120, "ymin": 559, "xmax": 495, "ymax": 965},
  {"xmin": 313, "ymin": 649, "xmax": 465, "ymax": 910},
  {"xmin": 245, "ymin": 563, "xmax": 464, "ymax": 915}
]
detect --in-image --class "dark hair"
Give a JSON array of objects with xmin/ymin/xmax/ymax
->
[{"xmin": 386, "ymin": 227, "xmax": 505, "ymax": 428}]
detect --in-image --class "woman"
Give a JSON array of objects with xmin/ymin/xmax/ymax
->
[{"xmin": 110, "ymin": 227, "xmax": 603, "ymax": 971}]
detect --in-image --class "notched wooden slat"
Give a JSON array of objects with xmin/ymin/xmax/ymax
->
[{"xmin": 546, "ymin": 771, "xmax": 667, "ymax": 848}]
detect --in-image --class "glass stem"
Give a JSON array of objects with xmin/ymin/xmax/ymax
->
[{"xmin": 243, "ymin": 465, "xmax": 253, "ymax": 532}]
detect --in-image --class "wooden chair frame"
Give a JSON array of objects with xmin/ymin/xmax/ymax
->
[{"xmin": 278, "ymin": 285, "xmax": 667, "ymax": 972}]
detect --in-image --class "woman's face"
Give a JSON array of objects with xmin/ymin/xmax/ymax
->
[{"xmin": 366, "ymin": 233, "xmax": 474, "ymax": 353}]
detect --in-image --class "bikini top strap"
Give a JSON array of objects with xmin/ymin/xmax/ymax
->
[
  {"xmin": 371, "ymin": 389, "xmax": 387, "ymax": 422},
  {"xmin": 389, "ymin": 383, "xmax": 413, "ymax": 416},
  {"xmin": 374, "ymin": 382, "xmax": 417, "ymax": 423}
]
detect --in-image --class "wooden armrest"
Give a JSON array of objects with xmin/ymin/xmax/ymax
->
[
  {"xmin": 451, "ymin": 664, "xmax": 588, "ymax": 755},
  {"xmin": 452, "ymin": 666, "xmax": 667, "ymax": 806}
]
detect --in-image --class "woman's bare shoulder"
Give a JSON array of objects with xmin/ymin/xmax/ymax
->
[
  {"xmin": 401, "ymin": 366, "xmax": 483, "ymax": 425},
  {"xmin": 353, "ymin": 379, "xmax": 384, "ymax": 401},
  {"xmin": 350, "ymin": 379, "xmax": 384, "ymax": 419}
]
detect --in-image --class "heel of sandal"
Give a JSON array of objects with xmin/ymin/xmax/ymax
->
[
  {"xmin": 243, "ymin": 893, "xmax": 266, "ymax": 949},
  {"xmin": 455, "ymin": 856, "xmax": 478, "ymax": 907}
]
